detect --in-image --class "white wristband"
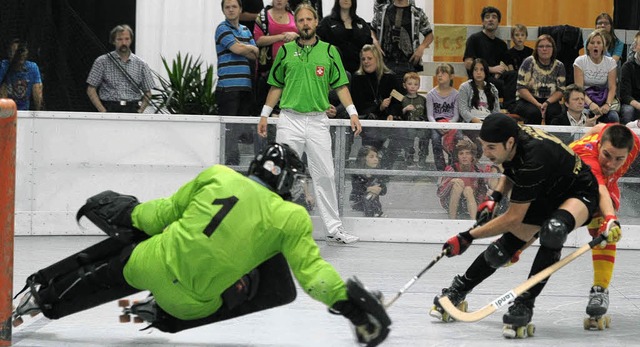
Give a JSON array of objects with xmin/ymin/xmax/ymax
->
[
  {"xmin": 346, "ymin": 104, "xmax": 358, "ymax": 117},
  {"xmin": 260, "ymin": 105, "xmax": 273, "ymax": 118}
]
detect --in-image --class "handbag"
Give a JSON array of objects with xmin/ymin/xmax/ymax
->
[
  {"xmin": 610, "ymin": 97, "xmax": 621, "ymax": 112},
  {"xmin": 584, "ymin": 86, "xmax": 608, "ymax": 106}
]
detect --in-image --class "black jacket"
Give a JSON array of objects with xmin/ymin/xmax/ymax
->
[{"xmin": 317, "ymin": 15, "xmax": 373, "ymax": 74}]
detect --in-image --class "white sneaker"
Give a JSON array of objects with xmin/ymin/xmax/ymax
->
[{"xmin": 326, "ymin": 229, "xmax": 359, "ymax": 244}]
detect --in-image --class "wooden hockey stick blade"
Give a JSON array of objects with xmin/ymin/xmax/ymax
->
[{"xmin": 438, "ymin": 234, "xmax": 606, "ymax": 322}]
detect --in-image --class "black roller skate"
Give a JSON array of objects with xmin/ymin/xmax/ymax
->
[
  {"xmin": 429, "ymin": 275, "xmax": 469, "ymax": 322},
  {"xmin": 12, "ymin": 278, "xmax": 42, "ymax": 327},
  {"xmin": 119, "ymin": 295, "xmax": 158, "ymax": 324},
  {"xmin": 584, "ymin": 286, "xmax": 611, "ymax": 330},
  {"xmin": 502, "ymin": 294, "xmax": 535, "ymax": 338}
]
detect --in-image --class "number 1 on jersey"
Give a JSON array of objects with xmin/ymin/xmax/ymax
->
[{"xmin": 203, "ymin": 196, "xmax": 239, "ymax": 237}]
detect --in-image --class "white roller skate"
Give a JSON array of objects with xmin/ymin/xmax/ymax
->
[
  {"xmin": 502, "ymin": 296, "xmax": 535, "ymax": 338},
  {"xmin": 429, "ymin": 275, "xmax": 469, "ymax": 322},
  {"xmin": 119, "ymin": 296, "xmax": 158, "ymax": 324},
  {"xmin": 12, "ymin": 289, "xmax": 42, "ymax": 327},
  {"xmin": 583, "ymin": 286, "xmax": 611, "ymax": 330}
]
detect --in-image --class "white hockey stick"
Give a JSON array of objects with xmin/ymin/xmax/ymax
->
[{"xmin": 438, "ymin": 234, "xmax": 606, "ymax": 322}]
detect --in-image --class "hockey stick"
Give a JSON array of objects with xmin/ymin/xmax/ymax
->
[
  {"xmin": 438, "ymin": 234, "xmax": 606, "ymax": 322},
  {"xmin": 384, "ymin": 248, "xmax": 449, "ymax": 309}
]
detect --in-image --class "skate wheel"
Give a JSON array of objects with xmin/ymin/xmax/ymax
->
[
  {"xmin": 516, "ymin": 326, "xmax": 527, "ymax": 338},
  {"xmin": 428, "ymin": 306, "xmax": 443, "ymax": 320},
  {"xmin": 12, "ymin": 317, "xmax": 24, "ymax": 327},
  {"xmin": 502, "ymin": 325, "xmax": 516, "ymax": 339},
  {"xmin": 442, "ymin": 311, "xmax": 451, "ymax": 322},
  {"xmin": 29, "ymin": 311, "xmax": 39, "ymax": 317},
  {"xmin": 526, "ymin": 323, "xmax": 535, "ymax": 337},
  {"xmin": 583, "ymin": 317, "xmax": 591, "ymax": 330},
  {"xmin": 118, "ymin": 299, "xmax": 130, "ymax": 307},
  {"xmin": 133, "ymin": 316, "xmax": 144, "ymax": 323},
  {"xmin": 597, "ymin": 317, "xmax": 605, "ymax": 330},
  {"xmin": 604, "ymin": 315, "xmax": 611, "ymax": 328},
  {"xmin": 119, "ymin": 314, "xmax": 131, "ymax": 323},
  {"xmin": 457, "ymin": 300, "xmax": 468, "ymax": 312}
]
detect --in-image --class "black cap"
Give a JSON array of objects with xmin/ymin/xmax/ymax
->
[{"xmin": 480, "ymin": 113, "xmax": 519, "ymax": 143}]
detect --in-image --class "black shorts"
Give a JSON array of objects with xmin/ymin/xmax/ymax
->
[{"xmin": 521, "ymin": 167, "xmax": 599, "ymax": 226}]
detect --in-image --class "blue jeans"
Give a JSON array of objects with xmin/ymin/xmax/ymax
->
[{"xmin": 620, "ymin": 104, "xmax": 640, "ymax": 124}]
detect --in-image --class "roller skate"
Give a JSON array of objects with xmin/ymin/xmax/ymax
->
[
  {"xmin": 429, "ymin": 275, "xmax": 469, "ymax": 322},
  {"xmin": 583, "ymin": 286, "xmax": 611, "ymax": 330},
  {"xmin": 119, "ymin": 296, "xmax": 158, "ymax": 324},
  {"xmin": 12, "ymin": 284, "xmax": 42, "ymax": 327},
  {"xmin": 502, "ymin": 295, "xmax": 535, "ymax": 338}
]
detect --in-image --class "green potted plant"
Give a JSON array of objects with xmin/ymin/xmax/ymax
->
[{"xmin": 153, "ymin": 52, "xmax": 217, "ymax": 115}]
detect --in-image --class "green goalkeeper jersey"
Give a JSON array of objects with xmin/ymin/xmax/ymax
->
[
  {"xmin": 268, "ymin": 39, "xmax": 349, "ymax": 113},
  {"xmin": 123, "ymin": 165, "xmax": 348, "ymax": 320}
]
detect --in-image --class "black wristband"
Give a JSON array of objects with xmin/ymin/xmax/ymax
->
[
  {"xmin": 460, "ymin": 230, "xmax": 474, "ymax": 241},
  {"xmin": 490, "ymin": 191, "xmax": 503, "ymax": 201}
]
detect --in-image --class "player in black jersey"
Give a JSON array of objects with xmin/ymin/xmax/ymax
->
[{"xmin": 430, "ymin": 113, "xmax": 600, "ymax": 337}]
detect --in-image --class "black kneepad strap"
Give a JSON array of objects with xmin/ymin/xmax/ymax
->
[
  {"xmin": 76, "ymin": 190, "xmax": 143, "ymax": 243},
  {"xmin": 539, "ymin": 209, "xmax": 575, "ymax": 249}
]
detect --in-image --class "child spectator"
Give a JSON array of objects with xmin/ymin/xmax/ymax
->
[
  {"xmin": 427, "ymin": 64, "xmax": 460, "ymax": 170},
  {"xmin": 508, "ymin": 24, "xmax": 533, "ymax": 70},
  {"xmin": 436, "ymin": 138, "xmax": 493, "ymax": 219},
  {"xmin": 400, "ymin": 72, "xmax": 428, "ymax": 168},
  {"xmin": 350, "ymin": 146, "xmax": 388, "ymax": 217}
]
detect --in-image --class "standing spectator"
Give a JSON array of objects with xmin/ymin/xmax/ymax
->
[
  {"xmin": 619, "ymin": 32, "xmax": 640, "ymax": 124},
  {"xmin": 317, "ymin": 0, "xmax": 374, "ymax": 74},
  {"xmin": 514, "ymin": 35, "xmax": 566, "ymax": 125},
  {"xmin": 254, "ymin": 0, "xmax": 298, "ymax": 107},
  {"xmin": 593, "ymin": 13, "xmax": 624, "ymax": 63},
  {"xmin": 372, "ymin": 0, "xmax": 433, "ymax": 88},
  {"xmin": 550, "ymin": 84, "xmax": 598, "ymax": 143},
  {"xmin": 0, "ymin": 39, "xmax": 42, "ymax": 110},
  {"xmin": 350, "ymin": 145, "xmax": 388, "ymax": 217},
  {"xmin": 427, "ymin": 63, "xmax": 460, "ymax": 170},
  {"xmin": 216, "ymin": 0, "xmax": 260, "ymax": 165},
  {"xmin": 436, "ymin": 139, "xmax": 492, "ymax": 220},
  {"xmin": 350, "ymin": 44, "xmax": 402, "ymax": 168},
  {"xmin": 507, "ymin": 24, "xmax": 533, "ymax": 71},
  {"xmin": 257, "ymin": 4, "xmax": 362, "ymax": 244},
  {"xmin": 86, "ymin": 25, "xmax": 155, "ymax": 113},
  {"xmin": 463, "ymin": 6, "xmax": 517, "ymax": 113},
  {"xmin": 239, "ymin": 0, "xmax": 265, "ymax": 31},
  {"xmin": 574, "ymin": 29, "xmax": 619, "ymax": 123},
  {"xmin": 458, "ymin": 58, "xmax": 500, "ymax": 123}
]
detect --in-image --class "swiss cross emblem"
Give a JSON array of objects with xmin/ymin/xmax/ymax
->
[{"xmin": 316, "ymin": 66, "xmax": 325, "ymax": 77}]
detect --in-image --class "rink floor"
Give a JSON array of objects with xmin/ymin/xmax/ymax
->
[{"xmin": 10, "ymin": 236, "xmax": 640, "ymax": 346}]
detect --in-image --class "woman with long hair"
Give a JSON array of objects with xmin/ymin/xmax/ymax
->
[
  {"xmin": 458, "ymin": 58, "xmax": 500, "ymax": 123},
  {"xmin": 317, "ymin": 0, "xmax": 374, "ymax": 74}
]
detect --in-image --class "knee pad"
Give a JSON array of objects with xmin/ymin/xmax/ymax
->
[
  {"xmin": 484, "ymin": 233, "xmax": 526, "ymax": 269},
  {"xmin": 539, "ymin": 209, "xmax": 575, "ymax": 249}
]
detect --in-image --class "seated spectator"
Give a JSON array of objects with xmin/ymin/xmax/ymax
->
[
  {"xmin": 463, "ymin": 6, "xmax": 517, "ymax": 112},
  {"xmin": 426, "ymin": 63, "xmax": 460, "ymax": 170},
  {"xmin": 350, "ymin": 44, "xmax": 402, "ymax": 168},
  {"xmin": 317, "ymin": 0, "xmax": 373, "ymax": 75},
  {"xmin": 400, "ymin": 72, "xmax": 428, "ymax": 168},
  {"xmin": 0, "ymin": 39, "xmax": 42, "ymax": 110},
  {"xmin": 514, "ymin": 35, "xmax": 566, "ymax": 124},
  {"xmin": 574, "ymin": 29, "xmax": 619, "ymax": 123},
  {"xmin": 551, "ymin": 84, "xmax": 598, "ymax": 143},
  {"xmin": 508, "ymin": 24, "xmax": 533, "ymax": 71},
  {"xmin": 620, "ymin": 32, "xmax": 640, "ymax": 124},
  {"xmin": 458, "ymin": 58, "xmax": 500, "ymax": 123},
  {"xmin": 350, "ymin": 145, "xmax": 388, "ymax": 217},
  {"xmin": 592, "ymin": 12, "xmax": 624, "ymax": 63},
  {"xmin": 436, "ymin": 139, "xmax": 493, "ymax": 220}
]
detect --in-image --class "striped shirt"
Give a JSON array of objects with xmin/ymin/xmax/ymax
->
[
  {"xmin": 215, "ymin": 20, "xmax": 255, "ymax": 92},
  {"xmin": 86, "ymin": 52, "xmax": 155, "ymax": 102}
]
